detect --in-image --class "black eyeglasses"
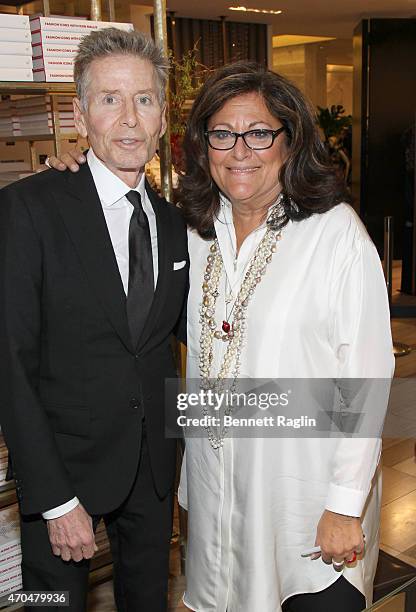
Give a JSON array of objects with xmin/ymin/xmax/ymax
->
[{"xmin": 204, "ymin": 127, "xmax": 285, "ymax": 150}]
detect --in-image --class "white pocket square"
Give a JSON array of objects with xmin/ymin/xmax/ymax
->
[{"xmin": 173, "ymin": 260, "xmax": 186, "ymax": 271}]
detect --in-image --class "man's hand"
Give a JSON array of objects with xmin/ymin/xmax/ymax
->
[
  {"xmin": 48, "ymin": 148, "xmax": 86, "ymax": 172},
  {"xmin": 314, "ymin": 509, "xmax": 364, "ymax": 567},
  {"xmin": 47, "ymin": 503, "xmax": 98, "ymax": 562}
]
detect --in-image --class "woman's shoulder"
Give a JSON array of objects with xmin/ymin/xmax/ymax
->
[
  {"xmin": 316, "ymin": 202, "xmax": 372, "ymax": 247},
  {"xmin": 187, "ymin": 225, "xmax": 206, "ymax": 243}
]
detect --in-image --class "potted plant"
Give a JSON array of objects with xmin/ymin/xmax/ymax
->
[{"xmin": 169, "ymin": 44, "xmax": 210, "ymax": 171}]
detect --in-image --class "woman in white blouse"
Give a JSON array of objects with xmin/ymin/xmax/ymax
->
[
  {"xmin": 176, "ymin": 61, "xmax": 394, "ymax": 612},
  {"xmin": 48, "ymin": 61, "xmax": 393, "ymax": 612}
]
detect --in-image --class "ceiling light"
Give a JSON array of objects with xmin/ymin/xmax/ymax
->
[{"xmin": 229, "ymin": 6, "xmax": 283, "ymax": 15}]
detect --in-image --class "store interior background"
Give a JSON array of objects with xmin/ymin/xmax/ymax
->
[{"xmin": 0, "ymin": 1, "xmax": 415, "ymax": 611}]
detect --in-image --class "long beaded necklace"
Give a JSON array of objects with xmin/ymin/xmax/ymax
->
[{"xmin": 198, "ymin": 206, "xmax": 283, "ymax": 449}]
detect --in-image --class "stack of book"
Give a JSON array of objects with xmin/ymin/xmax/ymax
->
[
  {"xmin": 31, "ymin": 16, "xmax": 133, "ymax": 82},
  {"xmin": 0, "ymin": 160, "xmax": 33, "ymax": 188},
  {"xmin": 0, "ymin": 14, "xmax": 33, "ymax": 82},
  {"xmin": 0, "ymin": 504, "xmax": 22, "ymax": 598},
  {"xmin": 12, "ymin": 94, "xmax": 76, "ymax": 136},
  {"xmin": 0, "ymin": 434, "xmax": 8, "ymax": 489},
  {"xmin": 0, "ymin": 99, "xmax": 15, "ymax": 138}
]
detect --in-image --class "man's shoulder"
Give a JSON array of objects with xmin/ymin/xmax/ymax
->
[{"xmin": 1, "ymin": 167, "xmax": 71, "ymax": 200}]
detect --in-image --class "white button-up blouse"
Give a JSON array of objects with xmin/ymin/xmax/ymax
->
[{"xmin": 179, "ymin": 200, "xmax": 394, "ymax": 612}]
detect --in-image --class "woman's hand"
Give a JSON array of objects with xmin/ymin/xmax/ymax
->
[
  {"xmin": 314, "ymin": 509, "xmax": 364, "ymax": 570},
  {"xmin": 47, "ymin": 148, "xmax": 86, "ymax": 172}
]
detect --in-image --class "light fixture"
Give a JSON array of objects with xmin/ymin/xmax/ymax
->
[
  {"xmin": 229, "ymin": 6, "xmax": 283, "ymax": 15},
  {"xmin": 327, "ymin": 64, "xmax": 353, "ymax": 73},
  {"xmin": 272, "ymin": 35, "xmax": 335, "ymax": 48}
]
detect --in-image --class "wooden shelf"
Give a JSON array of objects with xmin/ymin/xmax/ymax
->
[
  {"xmin": 0, "ymin": 82, "xmax": 76, "ymax": 95},
  {"xmin": 0, "ymin": 482, "xmax": 16, "ymax": 509}
]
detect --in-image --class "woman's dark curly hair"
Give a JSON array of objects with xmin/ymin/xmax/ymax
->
[{"xmin": 177, "ymin": 60, "xmax": 350, "ymax": 239}]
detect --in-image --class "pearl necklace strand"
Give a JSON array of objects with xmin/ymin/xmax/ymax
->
[{"xmin": 198, "ymin": 213, "xmax": 283, "ymax": 449}]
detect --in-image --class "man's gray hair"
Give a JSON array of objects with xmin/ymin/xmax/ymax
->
[{"xmin": 74, "ymin": 27, "xmax": 169, "ymax": 109}]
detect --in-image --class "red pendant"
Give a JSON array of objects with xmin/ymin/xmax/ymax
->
[{"xmin": 222, "ymin": 321, "xmax": 231, "ymax": 333}]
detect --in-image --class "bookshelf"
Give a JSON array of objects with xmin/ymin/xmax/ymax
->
[
  {"xmin": 0, "ymin": 86, "xmax": 79, "ymax": 168},
  {"xmin": 0, "ymin": 82, "xmax": 78, "ymax": 163},
  {"xmin": 0, "ymin": 0, "xmax": 115, "ymax": 159},
  {"xmin": 0, "ymin": 83, "xmax": 75, "ymax": 94}
]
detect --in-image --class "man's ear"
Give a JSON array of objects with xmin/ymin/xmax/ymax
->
[
  {"xmin": 159, "ymin": 104, "xmax": 167, "ymax": 139},
  {"xmin": 73, "ymin": 97, "xmax": 88, "ymax": 139}
]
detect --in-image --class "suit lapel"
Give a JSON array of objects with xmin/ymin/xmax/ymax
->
[
  {"xmin": 135, "ymin": 181, "xmax": 170, "ymax": 352},
  {"xmin": 55, "ymin": 164, "xmax": 133, "ymax": 353}
]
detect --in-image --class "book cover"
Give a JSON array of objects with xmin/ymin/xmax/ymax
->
[
  {"xmin": 13, "ymin": 95, "xmax": 47, "ymax": 108},
  {"xmin": 18, "ymin": 120, "xmax": 76, "ymax": 129},
  {"xmin": 14, "ymin": 126, "xmax": 76, "ymax": 135},
  {"xmin": 0, "ymin": 560, "xmax": 21, "ymax": 579},
  {"xmin": 14, "ymin": 105, "xmax": 74, "ymax": 117},
  {"xmin": 0, "ymin": 160, "xmax": 31, "ymax": 172},
  {"xmin": 0, "ymin": 68, "xmax": 33, "ymax": 82},
  {"xmin": 13, "ymin": 96, "xmax": 74, "ymax": 110},
  {"xmin": 0, "ymin": 505, "xmax": 20, "ymax": 552},
  {"xmin": 0, "ymin": 15, "xmax": 30, "ymax": 29},
  {"xmin": 0, "ymin": 42, "xmax": 32, "ymax": 57},
  {"xmin": 32, "ymin": 43, "xmax": 79, "ymax": 59},
  {"xmin": 0, "ymin": 551, "xmax": 21, "ymax": 571},
  {"xmin": 33, "ymin": 68, "xmax": 73, "ymax": 82},
  {"xmin": 0, "ymin": 570, "xmax": 22, "ymax": 597},
  {"xmin": 0, "ymin": 28, "xmax": 31, "ymax": 43},
  {"xmin": 0, "ymin": 55, "xmax": 33, "ymax": 69},
  {"xmin": 31, "ymin": 31, "xmax": 89, "ymax": 45},
  {"xmin": 19, "ymin": 111, "xmax": 74, "ymax": 122},
  {"xmin": 33, "ymin": 57, "xmax": 74, "ymax": 71},
  {"xmin": 30, "ymin": 16, "xmax": 133, "ymax": 35}
]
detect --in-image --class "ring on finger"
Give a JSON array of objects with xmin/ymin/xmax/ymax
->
[
  {"xmin": 332, "ymin": 560, "xmax": 344, "ymax": 571},
  {"xmin": 346, "ymin": 551, "xmax": 357, "ymax": 564}
]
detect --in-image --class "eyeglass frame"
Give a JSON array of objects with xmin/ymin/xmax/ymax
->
[{"xmin": 204, "ymin": 126, "xmax": 286, "ymax": 151}]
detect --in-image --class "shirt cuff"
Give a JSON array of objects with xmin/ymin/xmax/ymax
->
[
  {"xmin": 42, "ymin": 497, "xmax": 80, "ymax": 520},
  {"xmin": 325, "ymin": 483, "xmax": 368, "ymax": 518}
]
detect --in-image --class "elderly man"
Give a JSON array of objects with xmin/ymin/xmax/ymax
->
[{"xmin": 0, "ymin": 28, "xmax": 188, "ymax": 611}]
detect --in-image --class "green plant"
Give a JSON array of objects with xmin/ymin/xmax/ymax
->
[
  {"xmin": 317, "ymin": 104, "xmax": 352, "ymax": 141},
  {"xmin": 169, "ymin": 43, "xmax": 210, "ymax": 137}
]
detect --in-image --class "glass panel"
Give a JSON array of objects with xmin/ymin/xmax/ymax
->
[{"xmin": 363, "ymin": 575, "xmax": 416, "ymax": 611}]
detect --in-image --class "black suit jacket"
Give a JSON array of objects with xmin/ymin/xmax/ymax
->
[{"xmin": 0, "ymin": 163, "xmax": 188, "ymax": 516}]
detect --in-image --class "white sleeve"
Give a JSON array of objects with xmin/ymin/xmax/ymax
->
[
  {"xmin": 325, "ymin": 232, "xmax": 394, "ymax": 517},
  {"xmin": 42, "ymin": 496, "xmax": 80, "ymax": 520}
]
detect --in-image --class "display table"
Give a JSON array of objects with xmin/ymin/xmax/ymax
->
[{"xmin": 365, "ymin": 575, "xmax": 416, "ymax": 611}]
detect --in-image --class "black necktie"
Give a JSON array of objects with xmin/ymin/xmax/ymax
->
[{"xmin": 126, "ymin": 190, "xmax": 154, "ymax": 347}]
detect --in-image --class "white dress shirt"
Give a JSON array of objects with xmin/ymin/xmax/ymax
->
[{"xmin": 42, "ymin": 149, "xmax": 158, "ymax": 520}]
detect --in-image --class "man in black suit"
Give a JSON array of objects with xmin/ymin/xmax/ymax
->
[{"xmin": 0, "ymin": 28, "xmax": 188, "ymax": 611}]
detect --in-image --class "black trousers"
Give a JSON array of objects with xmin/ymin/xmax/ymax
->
[
  {"xmin": 20, "ymin": 431, "xmax": 174, "ymax": 612},
  {"xmin": 282, "ymin": 576, "xmax": 366, "ymax": 612}
]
